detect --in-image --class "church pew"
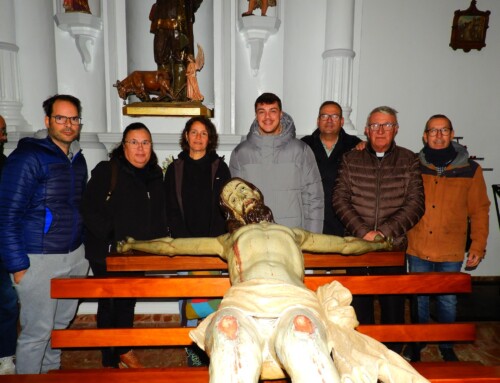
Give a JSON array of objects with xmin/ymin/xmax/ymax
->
[
  {"xmin": 51, "ymin": 272, "xmax": 471, "ymax": 298},
  {"xmin": 106, "ymin": 250, "xmax": 406, "ymax": 271},
  {"xmin": 3, "ymin": 365, "xmax": 499, "ymax": 383},
  {"xmin": 51, "ymin": 273, "xmax": 474, "ymax": 348},
  {"xmin": 44, "ymin": 264, "xmax": 500, "ymax": 382}
]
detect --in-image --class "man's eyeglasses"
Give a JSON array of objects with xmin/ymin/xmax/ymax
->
[
  {"xmin": 124, "ymin": 139, "xmax": 152, "ymax": 147},
  {"xmin": 426, "ymin": 128, "xmax": 452, "ymax": 136},
  {"xmin": 319, "ymin": 114, "xmax": 341, "ymax": 121},
  {"xmin": 367, "ymin": 123, "xmax": 398, "ymax": 132},
  {"xmin": 52, "ymin": 115, "xmax": 81, "ymax": 126}
]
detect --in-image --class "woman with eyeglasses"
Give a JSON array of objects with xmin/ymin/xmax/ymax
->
[
  {"xmin": 82, "ymin": 122, "xmax": 167, "ymax": 369},
  {"xmin": 164, "ymin": 116, "xmax": 230, "ymax": 366}
]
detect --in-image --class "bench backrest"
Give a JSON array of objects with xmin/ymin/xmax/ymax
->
[
  {"xmin": 106, "ymin": 251, "xmax": 406, "ymax": 271},
  {"xmin": 51, "ymin": 271, "xmax": 475, "ymax": 348}
]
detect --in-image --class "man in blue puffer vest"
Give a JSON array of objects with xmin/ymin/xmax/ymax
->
[{"xmin": 0, "ymin": 95, "xmax": 89, "ymax": 374}]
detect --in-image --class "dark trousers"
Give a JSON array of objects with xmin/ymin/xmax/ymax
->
[
  {"xmin": 0, "ymin": 265, "xmax": 18, "ymax": 357},
  {"xmin": 347, "ymin": 265, "xmax": 406, "ymax": 353},
  {"xmin": 89, "ymin": 261, "xmax": 140, "ymax": 367}
]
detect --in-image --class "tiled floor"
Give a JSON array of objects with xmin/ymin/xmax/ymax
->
[{"xmin": 60, "ymin": 314, "xmax": 500, "ymax": 369}]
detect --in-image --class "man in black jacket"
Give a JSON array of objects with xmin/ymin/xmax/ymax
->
[{"xmin": 301, "ymin": 101, "xmax": 361, "ymax": 235}]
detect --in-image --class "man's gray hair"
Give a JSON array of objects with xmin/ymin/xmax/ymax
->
[{"xmin": 366, "ymin": 106, "xmax": 398, "ymax": 125}]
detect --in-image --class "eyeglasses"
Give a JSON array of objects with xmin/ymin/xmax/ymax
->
[
  {"xmin": 52, "ymin": 115, "xmax": 81, "ymax": 126},
  {"xmin": 367, "ymin": 123, "xmax": 398, "ymax": 131},
  {"xmin": 124, "ymin": 139, "xmax": 152, "ymax": 147},
  {"xmin": 188, "ymin": 130, "xmax": 208, "ymax": 137},
  {"xmin": 426, "ymin": 128, "xmax": 452, "ymax": 136},
  {"xmin": 319, "ymin": 114, "xmax": 341, "ymax": 121}
]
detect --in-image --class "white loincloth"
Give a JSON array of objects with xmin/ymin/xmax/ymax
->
[{"xmin": 190, "ymin": 279, "xmax": 430, "ymax": 383}]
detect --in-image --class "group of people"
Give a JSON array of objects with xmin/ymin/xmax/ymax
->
[
  {"xmin": 304, "ymin": 99, "xmax": 488, "ymax": 362},
  {"xmin": 0, "ymin": 90, "xmax": 490, "ymax": 375},
  {"xmin": 302, "ymin": 99, "xmax": 489, "ymax": 362}
]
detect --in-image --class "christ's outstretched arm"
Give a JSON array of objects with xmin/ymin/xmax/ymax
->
[
  {"xmin": 293, "ymin": 229, "xmax": 391, "ymax": 255},
  {"xmin": 117, "ymin": 234, "xmax": 229, "ymax": 259}
]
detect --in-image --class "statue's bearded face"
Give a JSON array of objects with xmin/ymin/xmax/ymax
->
[{"xmin": 222, "ymin": 179, "xmax": 262, "ymax": 220}]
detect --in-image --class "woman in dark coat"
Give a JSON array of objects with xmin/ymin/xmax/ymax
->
[
  {"xmin": 164, "ymin": 116, "xmax": 230, "ymax": 366},
  {"xmin": 165, "ymin": 116, "xmax": 230, "ymax": 238},
  {"xmin": 82, "ymin": 122, "xmax": 167, "ymax": 368}
]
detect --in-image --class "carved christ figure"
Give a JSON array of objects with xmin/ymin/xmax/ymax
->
[{"xmin": 118, "ymin": 178, "xmax": 428, "ymax": 383}]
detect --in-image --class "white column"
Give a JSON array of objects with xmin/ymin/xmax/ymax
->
[
  {"xmin": 53, "ymin": 0, "xmax": 106, "ymax": 134},
  {"xmin": 52, "ymin": 0, "xmax": 108, "ymax": 169},
  {"xmin": 322, "ymin": 0, "xmax": 356, "ymax": 133},
  {"xmin": 0, "ymin": 0, "xmax": 29, "ymax": 131},
  {"xmin": 14, "ymin": 0, "xmax": 58, "ymax": 131},
  {"xmin": 126, "ymin": 0, "xmax": 156, "ymax": 72}
]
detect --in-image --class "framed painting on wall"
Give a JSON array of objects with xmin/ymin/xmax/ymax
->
[{"xmin": 450, "ymin": 0, "xmax": 490, "ymax": 52}]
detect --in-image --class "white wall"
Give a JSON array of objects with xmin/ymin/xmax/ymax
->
[
  {"xmin": 2, "ymin": 0, "xmax": 499, "ymax": 288},
  {"xmin": 354, "ymin": 0, "xmax": 500, "ymax": 276},
  {"xmin": 283, "ymin": 1, "xmax": 326, "ymax": 133}
]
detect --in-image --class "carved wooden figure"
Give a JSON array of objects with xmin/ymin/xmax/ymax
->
[
  {"xmin": 186, "ymin": 44, "xmax": 205, "ymax": 101},
  {"xmin": 118, "ymin": 178, "xmax": 428, "ymax": 383},
  {"xmin": 114, "ymin": 70, "xmax": 173, "ymax": 102}
]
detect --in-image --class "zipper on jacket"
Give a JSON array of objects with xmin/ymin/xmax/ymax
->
[{"xmin": 373, "ymin": 158, "xmax": 383, "ymax": 232}]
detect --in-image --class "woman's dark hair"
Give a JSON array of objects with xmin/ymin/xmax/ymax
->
[
  {"xmin": 109, "ymin": 122, "xmax": 158, "ymax": 166},
  {"xmin": 179, "ymin": 116, "xmax": 219, "ymax": 153}
]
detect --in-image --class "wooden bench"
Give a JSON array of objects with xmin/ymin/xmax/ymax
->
[
  {"xmin": 46, "ymin": 275, "xmax": 497, "ymax": 382},
  {"xmin": 52, "ymin": 252, "xmax": 498, "ymax": 382},
  {"xmin": 50, "ymin": 273, "xmax": 476, "ymax": 346},
  {"xmin": 2, "ymin": 365, "xmax": 496, "ymax": 383},
  {"xmin": 9, "ymin": 251, "xmax": 500, "ymax": 382},
  {"xmin": 105, "ymin": 250, "xmax": 406, "ymax": 272}
]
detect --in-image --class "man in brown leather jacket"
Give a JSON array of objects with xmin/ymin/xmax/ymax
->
[{"xmin": 333, "ymin": 105, "xmax": 425, "ymax": 354}]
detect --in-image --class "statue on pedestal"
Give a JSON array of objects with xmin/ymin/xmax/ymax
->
[
  {"xmin": 118, "ymin": 178, "xmax": 428, "ymax": 383},
  {"xmin": 149, "ymin": 0, "xmax": 203, "ymax": 99},
  {"xmin": 115, "ymin": 0, "xmax": 209, "ymax": 113},
  {"xmin": 63, "ymin": 0, "xmax": 91, "ymax": 14}
]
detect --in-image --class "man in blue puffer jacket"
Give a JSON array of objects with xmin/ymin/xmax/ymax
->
[{"xmin": 0, "ymin": 94, "xmax": 89, "ymax": 374}]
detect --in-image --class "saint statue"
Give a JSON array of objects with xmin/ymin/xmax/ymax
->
[{"xmin": 149, "ymin": 0, "xmax": 203, "ymax": 97}]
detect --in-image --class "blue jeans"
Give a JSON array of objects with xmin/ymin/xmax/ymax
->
[
  {"xmin": 407, "ymin": 254, "xmax": 462, "ymax": 349},
  {"xmin": 0, "ymin": 265, "xmax": 18, "ymax": 357}
]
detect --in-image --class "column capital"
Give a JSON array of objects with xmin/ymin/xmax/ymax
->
[
  {"xmin": 322, "ymin": 48, "xmax": 355, "ymax": 59},
  {"xmin": 0, "ymin": 42, "xmax": 18, "ymax": 52}
]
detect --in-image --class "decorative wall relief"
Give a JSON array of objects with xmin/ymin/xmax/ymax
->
[{"xmin": 55, "ymin": 1, "xmax": 103, "ymax": 71}]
